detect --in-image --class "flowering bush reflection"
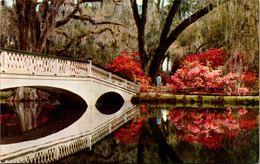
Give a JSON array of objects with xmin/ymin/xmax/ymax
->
[
  {"xmin": 1, "ymin": 102, "xmax": 56, "ymax": 137},
  {"xmin": 168, "ymin": 107, "xmax": 258, "ymax": 149},
  {"xmin": 114, "ymin": 117, "xmax": 145, "ymax": 144}
]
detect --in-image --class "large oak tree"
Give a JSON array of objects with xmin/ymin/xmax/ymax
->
[
  {"xmin": 130, "ymin": 0, "xmax": 225, "ymax": 81},
  {"xmin": 2, "ymin": 0, "xmax": 122, "ymax": 54}
]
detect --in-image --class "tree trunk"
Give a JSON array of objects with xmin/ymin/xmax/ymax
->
[
  {"xmin": 14, "ymin": 0, "xmax": 64, "ymax": 53},
  {"xmin": 171, "ymin": 56, "xmax": 181, "ymax": 74},
  {"xmin": 148, "ymin": 46, "xmax": 167, "ymax": 82},
  {"xmin": 14, "ymin": 86, "xmax": 25, "ymax": 102},
  {"xmin": 13, "ymin": 87, "xmax": 47, "ymax": 102},
  {"xmin": 137, "ymin": 123, "xmax": 148, "ymax": 163},
  {"xmin": 149, "ymin": 118, "xmax": 183, "ymax": 163},
  {"xmin": 147, "ymin": 3, "xmax": 214, "ymax": 81}
]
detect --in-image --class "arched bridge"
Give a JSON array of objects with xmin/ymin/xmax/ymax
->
[{"xmin": 0, "ymin": 49, "xmax": 140, "ymax": 163}]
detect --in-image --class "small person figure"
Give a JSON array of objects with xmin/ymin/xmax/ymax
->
[{"xmin": 156, "ymin": 73, "xmax": 162, "ymax": 95}]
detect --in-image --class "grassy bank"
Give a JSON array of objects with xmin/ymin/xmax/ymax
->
[
  {"xmin": 0, "ymin": 90, "xmax": 15, "ymax": 103},
  {"xmin": 0, "ymin": 89, "xmax": 60, "ymax": 105},
  {"xmin": 132, "ymin": 94, "xmax": 259, "ymax": 107}
]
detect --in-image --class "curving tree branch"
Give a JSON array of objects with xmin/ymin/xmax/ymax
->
[
  {"xmin": 55, "ymin": 4, "xmax": 79, "ymax": 28},
  {"xmin": 55, "ymin": 29, "xmax": 70, "ymax": 38},
  {"xmin": 148, "ymin": 2, "xmax": 218, "ymax": 80},
  {"xmin": 72, "ymin": 15, "xmax": 127, "ymax": 27},
  {"xmin": 50, "ymin": 27, "xmax": 113, "ymax": 55},
  {"xmin": 166, "ymin": 3, "xmax": 214, "ymax": 49},
  {"xmin": 159, "ymin": 0, "xmax": 181, "ymax": 47}
]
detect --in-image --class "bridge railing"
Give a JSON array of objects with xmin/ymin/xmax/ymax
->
[{"xmin": 0, "ymin": 49, "xmax": 139, "ymax": 92}]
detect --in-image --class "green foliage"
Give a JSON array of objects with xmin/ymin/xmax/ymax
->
[{"xmin": 175, "ymin": 0, "xmax": 259, "ymax": 75}]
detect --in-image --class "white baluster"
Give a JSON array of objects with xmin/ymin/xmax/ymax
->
[
  {"xmin": 67, "ymin": 61, "xmax": 71, "ymax": 75},
  {"xmin": 54, "ymin": 59, "xmax": 58, "ymax": 75}
]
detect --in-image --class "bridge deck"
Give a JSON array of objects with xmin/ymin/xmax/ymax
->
[{"xmin": 0, "ymin": 48, "xmax": 139, "ymax": 93}]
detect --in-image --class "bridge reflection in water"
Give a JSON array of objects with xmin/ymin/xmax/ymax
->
[
  {"xmin": 0, "ymin": 49, "xmax": 139, "ymax": 163},
  {"xmin": 0, "ymin": 100, "xmax": 139, "ymax": 163},
  {"xmin": 1, "ymin": 101, "xmax": 86, "ymax": 144}
]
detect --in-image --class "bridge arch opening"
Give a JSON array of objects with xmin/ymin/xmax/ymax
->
[
  {"xmin": 95, "ymin": 92, "xmax": 125, "ymax": 115},
  {"xmin": 0, "ymin": 86, "xmax": 87, "ymax": 144}
]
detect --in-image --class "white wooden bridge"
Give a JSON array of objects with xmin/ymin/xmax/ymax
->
[{"xmin": 0, "ymin": 49, "xmax": 140, "ymax": 163}]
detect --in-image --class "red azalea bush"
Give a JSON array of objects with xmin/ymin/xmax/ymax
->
[
  {"xmin": 107, "ymin": 51, "xmax": 151, "ymax": 92},
  {"xmin": 183, "ymin": 48, "xmax": 228, "ymax": 69},
  {"xmin": 239, "ymin": 72, "xmax": 259, "ymax": 90},
  {"xmin": 167, "ymin": 48, "xmax": 258, "ymax": 95},
  {"xmin": 114, "ymin": 117, "xmax": 145, "ymax": 144}
]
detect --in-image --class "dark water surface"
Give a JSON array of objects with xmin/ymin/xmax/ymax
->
[
  {"xmin": 58, "ymin": 104, "xmax": 259, "ymax": 163},
  {"xmin": 1, "ymin": 101, "xmax": 259, "ymax": 163},
  {"xmin": 1, "ymin": 101, "xmax": 86, "ymax": 144}
]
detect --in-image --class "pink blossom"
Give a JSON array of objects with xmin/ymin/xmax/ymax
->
[
  {"xmin": 238, "ymin": 108, "xmax": 247, "ymax": 115},
  {"xmin": 238, "ymin": 87, "xmax": 248, "ymax": 96}
]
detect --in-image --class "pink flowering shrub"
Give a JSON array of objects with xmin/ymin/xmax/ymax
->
[
  {"xmin": 237, "ymin": 107, "xmax": 248, "ymax": 115},
  {"xmin": 167, "ymin": 48, "xmax": 258, "ymax": 95},
  {"xmin": 168, "ymin": 61, "xmax": 239, "ymax": 95},
  {"xmin": 237, "ymin": 87, "xmax": 248, "ymax": 96}
]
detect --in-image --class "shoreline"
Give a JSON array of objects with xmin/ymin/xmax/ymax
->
[{"xmin": 132, "ymin": 93, "xmax": 259, "ymax": 107}]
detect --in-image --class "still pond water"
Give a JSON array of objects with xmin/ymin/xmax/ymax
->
[{"xmin": 1, "ymin": 101, "xmax": 259, "ymax": 163}]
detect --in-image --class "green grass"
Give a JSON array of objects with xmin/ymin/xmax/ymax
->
[
  {"xmin": 141, "ymin": 103, "xmax": 258, "ymax": 109},
  {"xmin": 139, "ymin": 94, "xmax": 259, "ymax": 101},
  {"xmin": 0, "ymin": 91, "xmax": 14, "ymax": 98},
  {"xmin": 136, "ymin": 93, "xmax": 259, "ymax": 107},
  {"xmin": 224, "ymin": 96, "xmax": 259, "ymax": 101},
  {"xmin": 0, "ymin": 91, "xmax": 14, "ymax": 104},
  {"xmin": 0, "ymin": 90, "xmax": 61, "ymax": 105}
]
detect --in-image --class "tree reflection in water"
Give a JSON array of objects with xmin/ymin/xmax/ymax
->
[
  {"xmin": 1, "ymin": 100, "xmax": 86, "ymax": 144},
  {"xmin": 113, "ymin": 105, "xmax": 259, "ymax": 163},
  {"xmin": 57, "ymin": 104, "xmax": 258, "ymax": 163},
  {"xmin": 1, "ymin": 101, "xmax": 56, "ymax": 137}
]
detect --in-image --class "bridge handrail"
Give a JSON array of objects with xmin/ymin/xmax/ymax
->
[
  {"xmin": 0, "ymin": 48, "xmax": 139, "ymax": 92},
  {"xmin": 0, "ymin": 47, "xmax": 88, "ymax": 63}
]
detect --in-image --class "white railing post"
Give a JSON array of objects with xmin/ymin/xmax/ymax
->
[
  {"xmin": 124, "ymin": 113, "xmax": 127, "ymax": 123},
  {"xmin": 109, "ymin": 124, "xmax": 112, "ymax": 134},
  {"xmin": 124, "ymin": 79, "xmax": 127, "ymax": 88},
  {"xmin": 1, "ymin": 51, "xmax": 6, "ymax": 73},
  {"xmin": 88, "ymin": 135, "xmax": 92, "ymax": 150},
  {"xmin": 108, "ymin": 72, "xmax": 112, "ymax": 82},
  {"xmin": 87, "ymin": 59, "xmax": 92, "ymax": 76}
]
